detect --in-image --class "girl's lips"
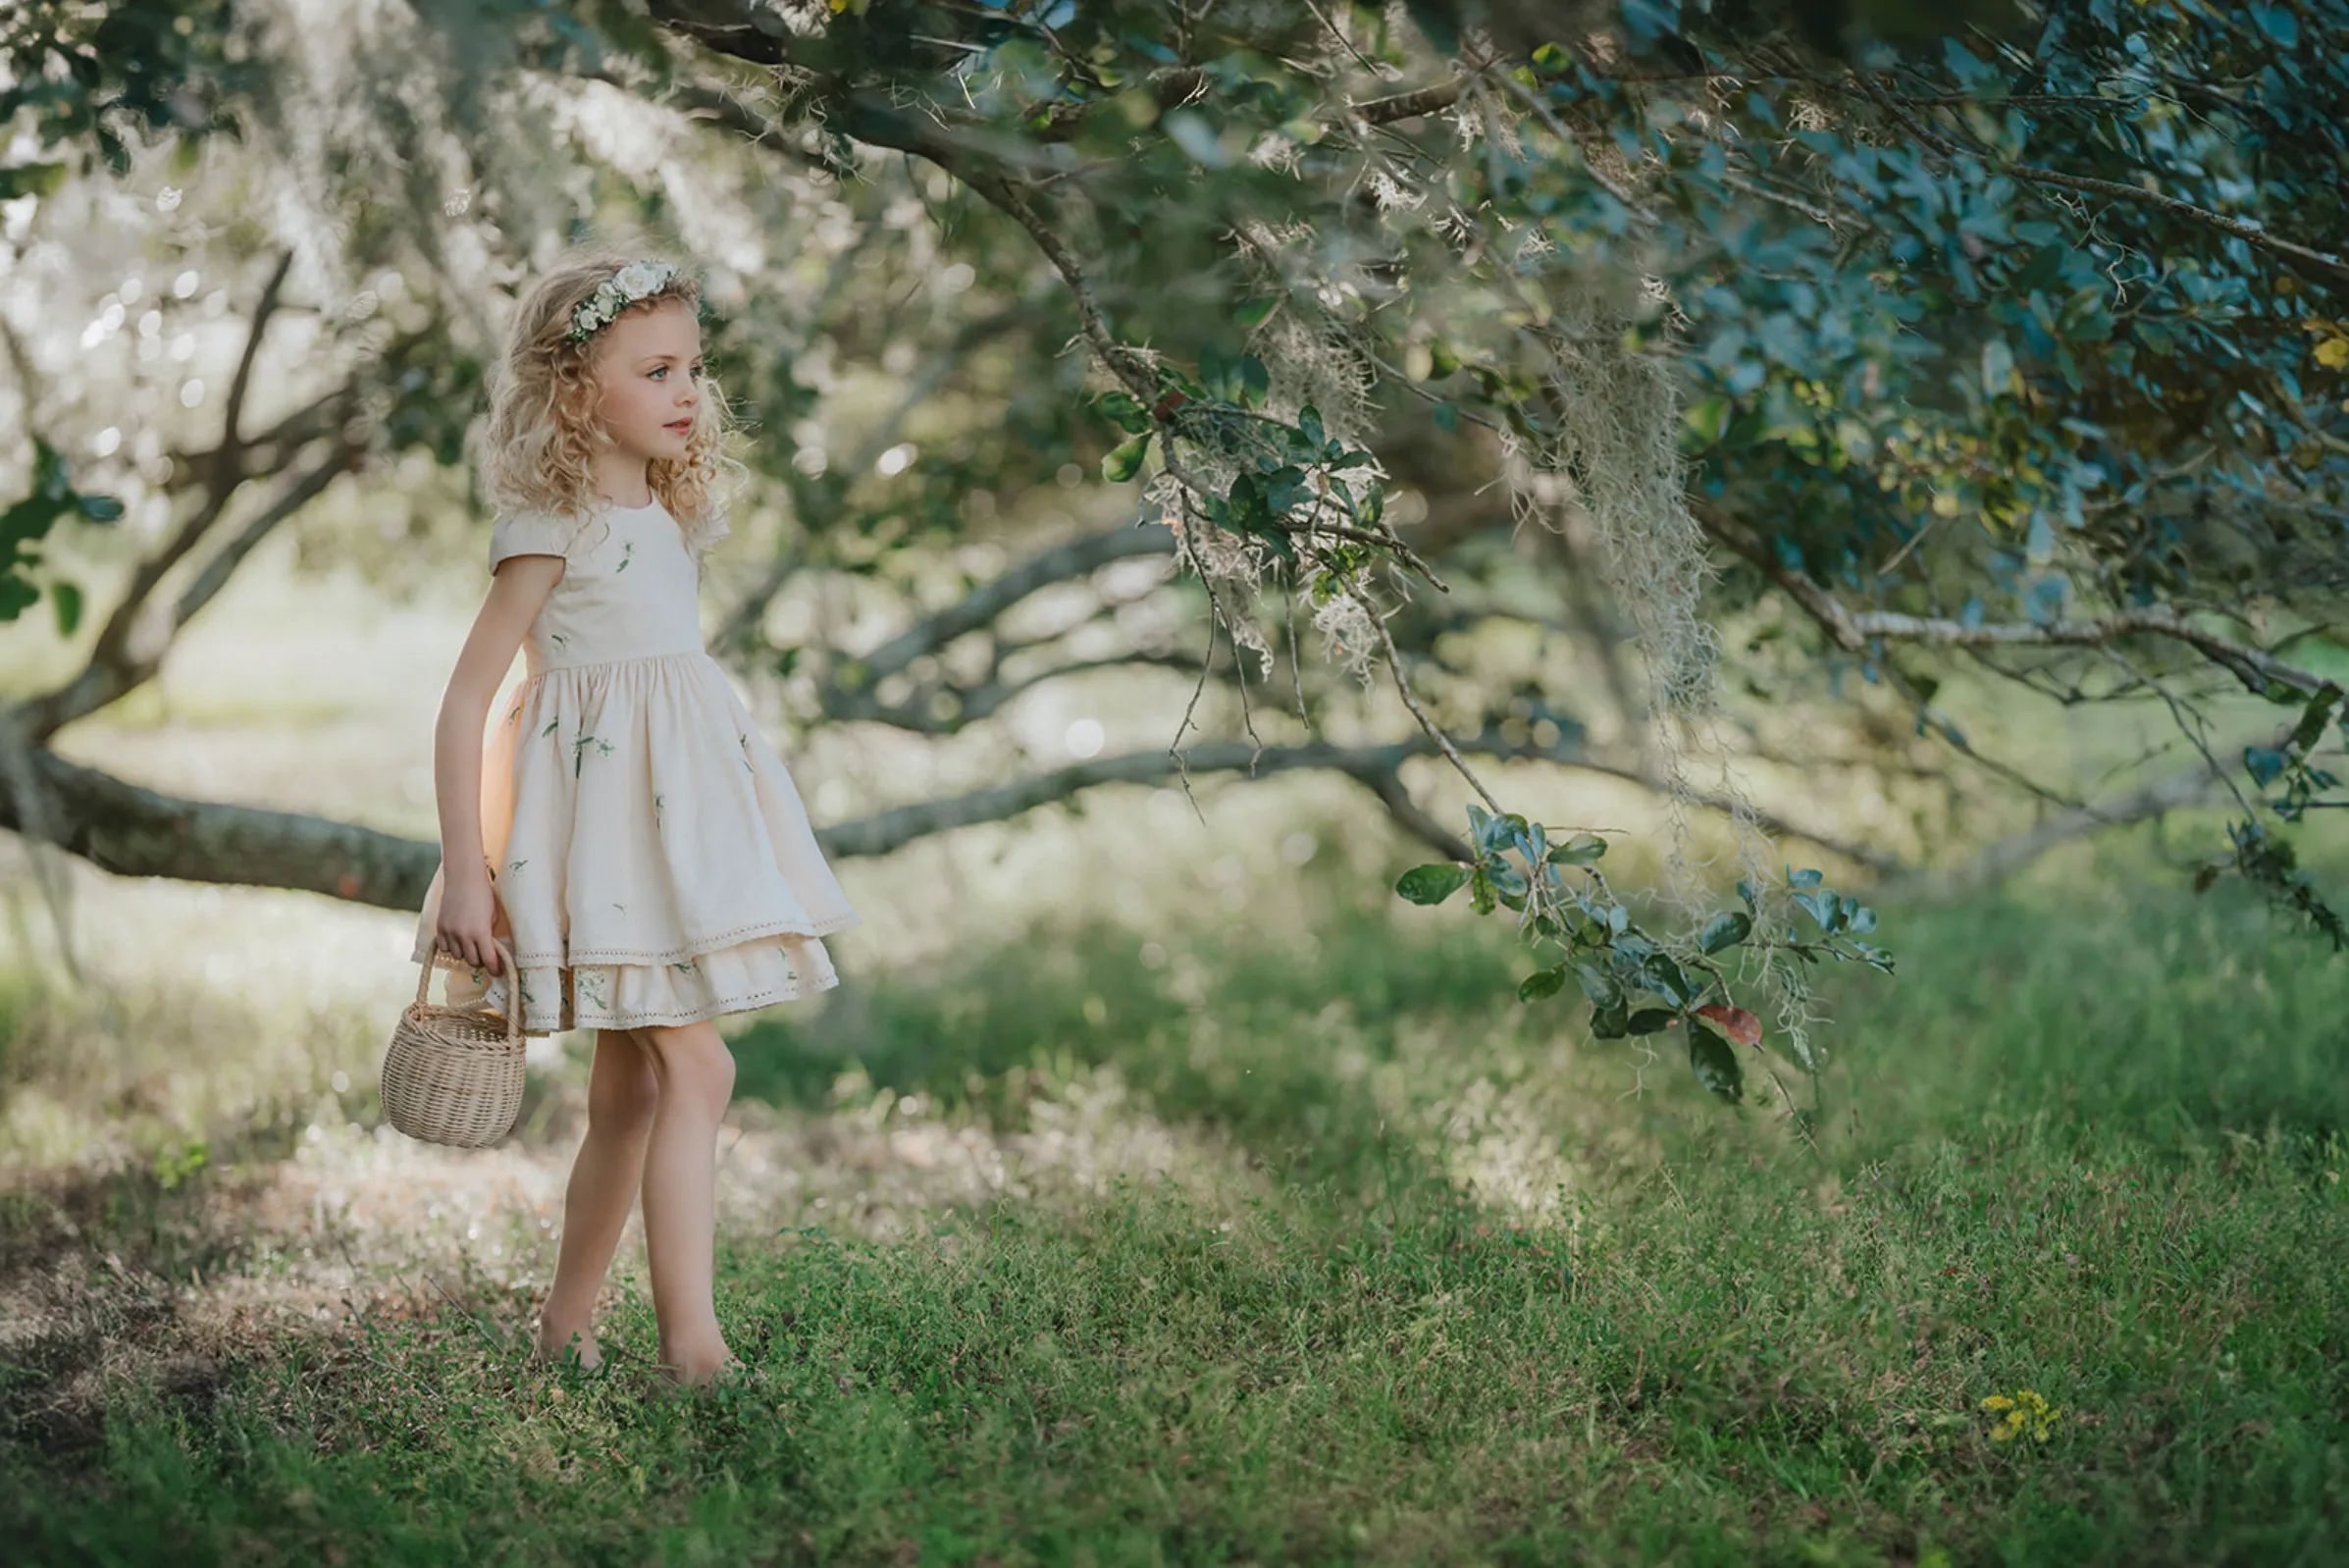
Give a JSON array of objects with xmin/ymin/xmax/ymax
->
[{"xmin": 664, "ymin": 419, "xmax": 692, "ymax": 432}]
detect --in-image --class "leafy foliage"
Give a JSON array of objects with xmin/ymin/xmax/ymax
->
[
  {"xmin": 8, "ymin": 0, "xmax": 2346, "ymax": 1102},
  {"xmin": 1396, "ymin": 802, "xmax": 1887, "ymax": 1100}
]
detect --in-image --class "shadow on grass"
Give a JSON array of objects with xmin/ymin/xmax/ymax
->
[
  {"xmin": 737, "ymin": 863, "xmax": 2349, "ymax": 1189},
  {"xmin": 731, "ymin": 872, "xmax": 1532, "ymax": 1201}
]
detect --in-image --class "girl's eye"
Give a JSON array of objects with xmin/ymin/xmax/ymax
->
[{"xmin": 651, "ymin": 366, "xmax": 705, "ymax": 381}]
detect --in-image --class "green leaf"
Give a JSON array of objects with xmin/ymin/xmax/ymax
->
[
  {"xmin": 1518, "ymin": 967, "xmax": 1567, "ymax": 1002},
  {"xmin": 1239, "ymin": 354, "xmax": 1271, "ymax": 407},
  {"xmin": 2288, "ymin": 684, "xmax": 2344, "ymax": 753},
  {"xmin": 1625, "ymin": 1008, "xmax": 1680, "ymax": 1035},
  {"xmin": 1298, "ymin": 404, "xmax": 1325, "ymax": 449},
  {"xmin": 1469, "ymin": 868, "xmax": 1497, "ymax": 915},
  {"xmin": 1683, "ymin": 394, "xmax": 1731, "ymax": 446},
  {"xmin": 1698, "ymin": 911, "xmax": 1752, "ymax": 954},
  {"xmin": 1101, "ymin": 431, "xmax": 1152, "ymax": 483},
  {"xmin": 1573, "ymin": 964, "xmax": 1623, "ymax": 1011},
  {"xmin": 1643, "ymin": 951, "xmax": 1697, "ymax": 1007},
  {"xmin": 1687, "ymin": 1020, "xmax": 1745, "ymax": 1103},
  {"xmin": 1589, "ymin": 1002, "xmax": 1631, "ymax": 1040},
  {"xmin": 0, "ymin": 163, "xmax": 68, "ymax": 201},
  {"xmin": 1547, "ymin": 834, "xmax": 1606, "ymax": 866},
  {"xmin": 1393, "ymin": 863, "xmax": 1471, "ymax": 906},
  {"xmin": 48, "ymin": 579, "xmax": 81, "ymax": 639}
]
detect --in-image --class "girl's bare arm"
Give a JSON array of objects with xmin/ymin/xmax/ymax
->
[{"xmin": 431, "ymin": 552, "xmax": 565, "ymax": 973}]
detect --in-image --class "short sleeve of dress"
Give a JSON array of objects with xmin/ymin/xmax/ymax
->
[{"xmin": 488, "ymin": 511, "xmax": 578, "ymax": 574}]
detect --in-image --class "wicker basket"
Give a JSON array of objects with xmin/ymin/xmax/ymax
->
[{"xmin": 382, "ymin": 938, "xmax": 527, "ymax": 1148}]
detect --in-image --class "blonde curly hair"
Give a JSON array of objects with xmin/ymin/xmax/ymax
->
[{"xmin": 480, "ymin": 245, "xmax": 748, "ymax": 557}]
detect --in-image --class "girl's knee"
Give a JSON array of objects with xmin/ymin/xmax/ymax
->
[{"xmin": 641, "ymin": 1021, "xmax": 735, "ymax": 1098}]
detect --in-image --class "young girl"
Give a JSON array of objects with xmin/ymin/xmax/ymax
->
[{"xmin": 404, "ymin": 249, "xmax": 859, "ymax": 1390}]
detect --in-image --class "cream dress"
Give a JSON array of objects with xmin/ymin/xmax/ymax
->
[{"xmin": 407, "ymin": 497, "xmax": 858, "ymax": 1035}]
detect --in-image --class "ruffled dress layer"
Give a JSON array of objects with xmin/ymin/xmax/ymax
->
[{"xmin": 408, "ymin": 498, "xmax": 859, "ymax": 1035}]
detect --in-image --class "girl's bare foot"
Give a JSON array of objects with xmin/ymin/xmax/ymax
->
[
  {"xmin": 650, "ymin": 1355, "xmax": 759, "ymax": 1403},
  {"xmin": 534, "ymin": 1325, "xmax": 602, "ymax": 1371}
]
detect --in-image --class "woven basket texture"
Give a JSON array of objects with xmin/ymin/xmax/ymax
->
[{"xmin": 382, "ymin": 937, "xmax": 526, "ymax": 1148}]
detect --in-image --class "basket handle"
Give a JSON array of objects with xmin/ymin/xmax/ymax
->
[{"xmin": 419, "ymin": 936, "xmax": 526, "ymax": 1044}]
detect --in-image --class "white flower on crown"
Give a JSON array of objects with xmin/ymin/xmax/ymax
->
[
  {"xmin": 612, "ymin": 261, "xmax": 667, "ymax": 297},
  {"xmin": 565, "ymin": 259, "xmax": 681, "ymax": 344}
]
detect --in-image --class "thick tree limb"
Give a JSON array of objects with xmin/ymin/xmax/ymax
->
[
  {"xmin": 0, "ymin": 735, "xmax": 445, "ymax": 910},
  {"xmin": 0, "ymin": 720, "xmax": 1894, "ymax": 911}
]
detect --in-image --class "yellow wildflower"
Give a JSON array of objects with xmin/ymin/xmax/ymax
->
[{"xmin": 1981, "ymin": 1388, "xmax": 2060, "ymax": 1441}]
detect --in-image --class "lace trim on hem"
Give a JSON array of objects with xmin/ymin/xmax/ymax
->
[{"xmin": 510, "ymin": 967, "xmax": 843, "ymax": 1036}]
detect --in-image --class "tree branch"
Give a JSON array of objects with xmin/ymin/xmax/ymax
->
[
  {"xmin": 1353, "ymin": 765, "xmax": 1473, "ymax": 861},
  {"xmin": 13, "ymin": 438, "xmax": 358, "ymax": 741},
  {"xmin": 0, "ymin": 736, "xmax": 444, "ymax": 910},
  {"xmin": 826, "ymin": 522, "xmax": 1176, "ymax": 697},
  {"xmin": 1888, "ymin": 763, "xmax": 2227, "ymax": 900},
  {"xmin": 0, "ymin": 718, "xmax": 1895, "ymax": 908},
  {"xmin": 1696, "ymin": 503, "xmax": 2329, "ymax": 698}
]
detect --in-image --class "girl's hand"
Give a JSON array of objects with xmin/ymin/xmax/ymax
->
[{"xmin": 437, "ymin": 871, "xmax": 505, "ymax": 975}]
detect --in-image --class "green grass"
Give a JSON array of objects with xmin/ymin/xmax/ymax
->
[{"xmin": 4, "ymin": 865, "xmax": 2346, "ymax": 1566}]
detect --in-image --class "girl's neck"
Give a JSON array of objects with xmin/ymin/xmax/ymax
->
[{"xmin": 591, "ymin": 451, "xmax": 654, "ymax": 509}]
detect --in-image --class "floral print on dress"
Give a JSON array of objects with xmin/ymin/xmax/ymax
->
[{"xmin": 572, "ymin": 732, "xmax": 614, "ymax": 777}]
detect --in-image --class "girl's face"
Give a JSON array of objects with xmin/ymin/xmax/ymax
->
[{"xmin": 590, "ymin": 296, "xmax": 703, "ymax": 460}]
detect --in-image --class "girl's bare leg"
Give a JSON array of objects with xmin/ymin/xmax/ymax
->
[
  {"xmin": 636, "ymin": 1019, "xmax": 738, "ymax": 1385},
  {"xmin": 535, "ymin": 1026, "xmax": 659, "ymax": 1369}
]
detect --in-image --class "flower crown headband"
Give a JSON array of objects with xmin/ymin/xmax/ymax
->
[{"xmin": 563, "ymin": 260, "xmax": 684, "ymax": 346}]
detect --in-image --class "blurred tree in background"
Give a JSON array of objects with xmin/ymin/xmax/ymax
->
[{"xmin": 2, "ymin": 0, "xmax": 2344, "ymax": 1101}]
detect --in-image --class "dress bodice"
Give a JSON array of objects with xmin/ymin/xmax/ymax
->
[{"xmin": 488, "ymin": 500, "xmax": 726, "ymax": 675}]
